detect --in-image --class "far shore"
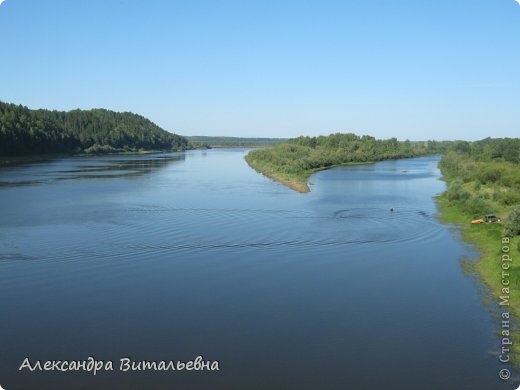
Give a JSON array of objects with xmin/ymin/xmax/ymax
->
[{"xmin": 198, "ymin": 145, "xmax": 261, "ymax": 149}]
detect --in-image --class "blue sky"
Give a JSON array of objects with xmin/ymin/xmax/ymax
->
[{"xmin": 0, "ymin": 0, "xmax": 519, "ymax": 140}]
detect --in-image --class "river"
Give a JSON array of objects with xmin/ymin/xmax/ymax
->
[{"xmin": 0, "ymin": 150, "xmax": 515, "ymax": 389}]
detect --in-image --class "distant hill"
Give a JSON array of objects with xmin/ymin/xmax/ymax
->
[
  {"xmin": 0, "ymin": 101, "xmax": 188, "ymax": 156},
  {"xmin": 186, "ymin": 136, "xmax": 287, "ymax": 148}
]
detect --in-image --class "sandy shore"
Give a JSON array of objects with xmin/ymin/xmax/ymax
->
[
  {"xmin": 260, "ymin": 171, "xmax": 310, "ymax": 193},
  {"xmin": 245, "ymin": 158, "xmax": 376, "ymax": 194},
  {"xmin": 244, "ymin": 159, "xmax": 310, "ymax": 193}
]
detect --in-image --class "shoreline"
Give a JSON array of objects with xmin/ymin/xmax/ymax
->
[
  {"xmin": 244, "ymin": 157, "xmax": 310, "ymax": 192},
  {"xmin": 244, "ymin": 154, "xmax": 378, "ymax": 193},
  {"xmin": 244, "ymin": 149, "xmax": 437, "ymax": 194},
  {"xmin": 436, "ymin": 180, "xmax": 520, "ymax": 368}
]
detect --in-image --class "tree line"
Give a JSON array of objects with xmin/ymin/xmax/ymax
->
[
  {"xmin": 0, "ymin": 101, "xmax": 188, "ymax": 156},
  {"xmin": 186, "ymin": 136, "xmax": 287, "ymax": 148},
  {"xmin": 245, "ymin": 133, "xmax": 449, "ymax": 183}
]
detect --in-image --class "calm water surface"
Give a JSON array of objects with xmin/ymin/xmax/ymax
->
[{"xmin": 0, "ymin": 150, "xmax": 516, "ymax": 389}]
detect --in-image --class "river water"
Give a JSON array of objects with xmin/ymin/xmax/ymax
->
[{"xmin": 0, "ymin": 150, "xmax": 516, "ymax": 389}]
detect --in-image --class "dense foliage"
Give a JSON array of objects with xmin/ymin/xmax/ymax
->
[
  {"xmin": 187, "ymin": 136, "xmax": 286, "ymax": 148},
  {"xmin": 0, "ymin": 101, "xmax": 188, "ymax": 156},
  {"xmin": 439, "ymin": 138, "xmax": 520, "ymax": 218},
  {"xmin": 505, "ymin": 207, "xmax": 520, "ymax": 238},
  {"xmin": 245, "ymin": 133, "xmax": 446, "ymax": 184}
]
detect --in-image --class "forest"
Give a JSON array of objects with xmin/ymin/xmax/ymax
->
[{"xmin": 0, "ymin": 101, "xmax": 188, "ymax": 156}]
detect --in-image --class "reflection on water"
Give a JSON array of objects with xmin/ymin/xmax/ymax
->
[
  {"xmin": 0, "ymin": 150, "xmax": 516, "ymax": 390},
  {"xmin": 0, "ymin": 153, "xmax": 185, "ymax": 186}
]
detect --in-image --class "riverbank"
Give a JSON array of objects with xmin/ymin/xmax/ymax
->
[
  {"xmin": 245, "ymin": 155, "xmax": 372, "ymax": 193},
  {"xmin": 436, "ymin": 178, "xmax": 520, "ymax": 367},
  {"xmin": 244, "ymin": 156, "xmax": 311, "ymax": 192}
]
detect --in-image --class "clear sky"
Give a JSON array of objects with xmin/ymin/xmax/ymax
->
[{"xmin": 0, "ymin": 0, "xmax": 519, "ymax": 140}]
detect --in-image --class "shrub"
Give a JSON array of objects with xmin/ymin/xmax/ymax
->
[
  {"xmin": 477, "ymin": 165, "xmax": 503, "ymax": 184},
  {"xmin": 504, "ymin": 207, "xmax": 520, "ymax": 238},
  {"xmin": 462, "ymin": 194, "xmax": 494, "ymax": 217},
  {"xmin": 84, "ymin": 144, "xmax": 119, "ymax": 154},
  {"xmin": 447, "ymin": 180, "xmax": 471, "ymax": 203},
  {"xmin": 495, "ymin": 191, "xmax": 520, "ymax": 206}
]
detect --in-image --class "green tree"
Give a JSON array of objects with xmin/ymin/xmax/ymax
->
[
  {"xmin": 504, "ymin": 207, "xmax": 520, "ymax": 238},
  {"xmin": 0, "ymin": 101, "xmax": 189, "ymax": 156}
]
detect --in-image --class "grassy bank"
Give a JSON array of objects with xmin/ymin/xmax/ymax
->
[
  {"xmin": 244, "ymin": 154, "xmax": 312, "ymax": 192},
  {"xmin": 244, "ymin": 154, "xmax": 370, "ymax": 193},
  {"xmin": 437, "ymin": 171, "xmax": 520, "ymax": 366}
]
